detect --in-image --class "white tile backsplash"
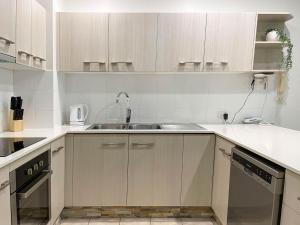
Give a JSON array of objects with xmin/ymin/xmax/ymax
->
[
  {"xmin": 63, "ymin": 73, "xmax": 279, "ymax": 125},
  {"xmin": 0, "ymin": 69, "xmax": 14, "ymax": 131}
]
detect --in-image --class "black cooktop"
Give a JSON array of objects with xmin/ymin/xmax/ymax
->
[{"xmin": 0, "ymin": 137, "xmax": 46, "ymax": 157}]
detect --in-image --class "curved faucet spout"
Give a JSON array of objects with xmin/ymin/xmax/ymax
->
[{"xmin": 115, "ymin": 91, "xmax": 131, "ymax": 123}]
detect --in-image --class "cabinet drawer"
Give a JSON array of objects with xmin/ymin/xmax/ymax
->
[
  {"xmin": 283, "ymin": 170, "xmax": 300, "ymax": 214},
  {"xmin": 281, "ymin": 204, "xmax": 300, "ymax": 225},
  {"xmin": 51, "ymin": 137, "xmax": 65, "ymax": 154},
  {"xmin": 215, "ymin": 136, "xmax": 235, "ymax": 156}
]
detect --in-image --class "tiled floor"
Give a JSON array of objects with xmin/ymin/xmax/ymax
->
[{"xmin": 60, "ymin": 218, "xmax": 216, "ymax": 225}]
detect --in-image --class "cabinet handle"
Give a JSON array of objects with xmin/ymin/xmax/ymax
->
[
  {"xmin": 0, "ymin": 180, "xmax": 10, "ymax": 191},
  {"xmin": 297, "ymin": 197, "xmax": 300, "ymax": 201},
  {"xmin": 206, "ymin": 61, "xmax": 228, "ymax": 65},
  {"xmin": 33, "ymin": 56, "xmax": 46, "ymax": 61},
  {"xmin": 52, "ymin": 146, "xmax": 64, "ymax": 154},
  {"xmin": 131, "ymin": 143, "xmax": 154, "ymax": 148},
  {"xmin": 102, "ymin": 143, "xmax": 126, "ymax": 147},
  {"xmin": 111, "ymin": 61, "xmax": 133, "ymax": 64},
  {"xmin": 84, "ymin": 61, "xmax": 105, "ymax": 64},
  {"xmin": 18, "ymin": 51, "xmax": 32, "ymax": 57},
  {"xmin": 179, "ymin": 61, "xmax": 202, "ymax": 64},
  {"xmin": 0, "ymin": 36, "xmax": 15, "ymax": 45}
]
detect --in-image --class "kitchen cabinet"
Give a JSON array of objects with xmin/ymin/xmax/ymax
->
[
  {"xmin": 0, "ymin": 166, "xmax": 11, "ymax": 225},
  {"xmin": 73, "ymin": 134, "xmax": 128, "ymax": 206},
  {"xmin": 281, "ymin": 204, "xmax": 300, "ymax": 225},
  {"xmin": 59, "ymin": 13, "xmax": 108, "ymax": 72},
  {"xmin": 212, "ymin": 136, "xmax": 235, "ymax": 225},
  {"xmin": 31, "ymin": 0, "xmax": 47, "ymax": 69},
  {"xmin": 64, "ymin": 134, "xmax": 74, "ymax": 207},
  {"xmin": 127, "ymin": 134, "xmax": 183, "ymax": 206},
  {"xmin": 156, "ymin": 13, "xmax": 206, "ymax": 72},
  {"xmin": 204, "ymin": 13, "xmax": 256, "ymax": 72},
  {"xmin": 16, "ymin": 0, "xmax": 32, "ymax": 66},
  {"xmin": 0, "ymin": 0, "xmax": 16, "ymax": 57},
  {"xmin": 108, "ymin": 13, "xmax": 157, "ymax": 72},
  {"xmin": 280, "ymin": 170, "xmax": 300, "ymax": 225},
  {"xmin": 181, "ymin": 134, "xmax": 215, "ymax": 206},
  {"xmin": 50, "ymin": 137, "xmax": 65, "ymax": 225},
  {"xmin": 16, "ymin": 0, "xmax": 47, "ymax": 69}
]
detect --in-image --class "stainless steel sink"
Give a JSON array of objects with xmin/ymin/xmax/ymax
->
[
  {"xmin": 88, "ymin": 123, "xmax": 128, "ymax": 130},
  {"xmin": 87, "ymin": 123, "xmax": 205, "ymax": 131}
]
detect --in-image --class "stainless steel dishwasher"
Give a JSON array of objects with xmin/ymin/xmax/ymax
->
[{"xmin": 227, "ymin": 147, "xmax": 285, "ymax": 225}]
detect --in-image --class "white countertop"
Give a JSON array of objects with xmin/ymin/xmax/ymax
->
[{"xmin": 1, "ymin": 124, "xmax": 300, "ymax": 176}]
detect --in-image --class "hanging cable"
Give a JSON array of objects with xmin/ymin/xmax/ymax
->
[{"xmin": 230, "ymin": 77, "xmax": 255, "ymax": 124}]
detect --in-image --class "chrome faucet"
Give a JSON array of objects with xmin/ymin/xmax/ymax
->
[{"xmin": 116, "ymin": 91, "xmax": 131, "ymax": 123}]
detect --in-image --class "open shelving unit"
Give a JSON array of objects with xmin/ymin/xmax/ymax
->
[{"xmin": 253, "ymin": 12, "xmax": 293, "ymax": 74}]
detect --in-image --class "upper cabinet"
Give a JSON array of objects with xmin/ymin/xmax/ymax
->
[
  {"xmin": 16, "ymin": 0, "xmax": 47, "ymax": 69},
  {"xmin": 108, "ymin": 13, "xmax": 157, "ymax": 72},
  {"xmin": 59, "ymin": 13, "xmax": 108, "ymax": 72},
  {"xmin": 156, "ymin": 13, "xmax": 206, "ymax": 72},
  {"xmin": 204, "ymin": 13, "xmax": 257, "ymax": 72},
  {"xmin": 0, "ymin": 0, "xmax": 16, "ymax": 57}
]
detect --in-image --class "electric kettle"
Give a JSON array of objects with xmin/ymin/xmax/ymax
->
[{"xmin": 69, "ymin": 104, "xmax": 89, "ymax": 125}]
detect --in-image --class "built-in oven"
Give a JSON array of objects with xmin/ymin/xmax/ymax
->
[{"xmin": 10, "ymin": 150, "xmax": 51, "ymax": 225}]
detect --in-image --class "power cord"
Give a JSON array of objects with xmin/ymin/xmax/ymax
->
[{"xmin": 230, "ymin": 77, "xmax": 255, "ymax": 124}]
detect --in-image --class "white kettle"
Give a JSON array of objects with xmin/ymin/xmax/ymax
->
[{"xmin": 69, "ymin": 104, "xmax": 89, "ymax": 125}]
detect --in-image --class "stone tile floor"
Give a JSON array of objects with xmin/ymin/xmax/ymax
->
[{"xmin": 60, "ymin": 218, "xmax": 217, "ymax": 225}]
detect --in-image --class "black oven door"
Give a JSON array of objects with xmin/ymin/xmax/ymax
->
[{"xmin": 11, "ymin": 171, "xmax": 51, "ymax": 225}]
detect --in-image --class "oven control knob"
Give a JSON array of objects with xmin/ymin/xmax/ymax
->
[
  {"xmin": 27, "ymin": 168, "xmax": 33, "ymax": 176},
  {"xmin": 39, "ymin": 160, "xmax": 44, "ymax": 167},
  {"xmin": 33, "ymin": 163, "xmax": 39, "ymax": 171}
]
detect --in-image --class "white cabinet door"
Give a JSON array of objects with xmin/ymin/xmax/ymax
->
[
  {"xmin": 50, "ymin": 137, "xmax": 65, "ymax": 225},
  {"xmin": 109, "ymin": 13, "xmax": 157, "ymax": 72},
  {"xmin": 204, "ymin": 13, "xmax": 256, "ymax": 72},
  {"xmin": 156, "ymin": 13, "xmax": 206, "ymax": 72},
  {"xmin": 280, "ymin": 204, "xmax": 300, "ymax": 225},
  {"xmin": 127, "ymin": 134, "xmax": 183, "ymax": 206},
  {"xmin": 59, "ymin": 13, "xmax": 108, "ymax": 72},
  {"xmin": 16, "ymin": 0, "xmax": 33, "ymax": 66},
  {"xmin": 0, "ymin": 166, "xmax": 11, "ymax": 225},
  {"xmin": 181, "ymin": 135, "xmax": 215, "ymax": 206},
  {"xmin": 73, "ymin": 134, "xmax": 128, "ymax": 206},
  {"xmin": 212, "ymin": 136, "xmax": 235, "ymax": 225},
  {"xmin": 31, "ymin": 0, "xmax": 47, "ymax": 69},
  {"xmin": 0, "ymin": 0, "xmax": 16, "ymax": 57}
]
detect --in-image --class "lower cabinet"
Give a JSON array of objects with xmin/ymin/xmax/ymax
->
[
  {"xmin": 50, "ymin": 137, "xmax": 65, "ymax": 225},
  {"xmin": 181, "ymin": 134, "xmax": 215, "ymax": 206},
  {"xmin": 212, "ymin": 136, "xmax": 235, "ymax": 225},
  {"xmin": 127, "ymin": 134, "xmax": 183, "ymax": 206},
  {"xmin": 281, "ymin": 204, "xmax": 300, "ymax": 225},
  {"xmin": 0, "ymin": 166, "xmax": 11, "ymax": 225},
  {"xmin": 73, "ymin": 134, "xmax": 128, "ymax": 206}
]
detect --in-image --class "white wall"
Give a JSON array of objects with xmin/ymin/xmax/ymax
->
[
  {"xmin": 0, "ymin": 69, "xmax": 14, "ymax": 131},
  {"xmin": 58, "ymin": 0, "xmax": 300, "ymax": 127}
]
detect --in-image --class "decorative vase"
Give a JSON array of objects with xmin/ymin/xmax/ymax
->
[{"xmin": 266, "ymin": 30, "xmax": 280, "ymax": 41}]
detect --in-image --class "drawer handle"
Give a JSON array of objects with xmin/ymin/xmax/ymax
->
[
  {"xmin": 52, "ymin": 146, "xmax": 64, "ymax": 154},
  {"xmin": 84, "ymin": 61, "xmax": 106, "ymax": 64},
  {"xmin": 218, "ymin": 147, "xmax": 231, "ymax": 157},
  {"xmin": 0, "ymin": 36, "xmax": 15, "ymax": 45},
  {"xmin": 179, "ymin": 61, "xmax": 202, "ymax": 64},
  {"xmin": 131, "ymin": 143, "xmax": 154, "ymax": 148},
  {"xmin": 111, "ymin": 61, "xmax": 133, "ymax": 64},
  {"xmin": 0, "ymin": 180, "xmax": 10, "ymax": 191},
  {"xmin": 102, "ymin": 143, "xmax": 126, "ymax": 147},
  {"xmin": 206, "ymin": 61, "xmax": 228, "ymax": 65}
]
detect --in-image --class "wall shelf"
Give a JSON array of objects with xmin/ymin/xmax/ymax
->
[
  {"xmin": 257, "ymin": 12, "xmax": 293, "ymax": 22},
  {"xmin": 255, "ymin": 41, "xmax": 285, "ymax": 48}
]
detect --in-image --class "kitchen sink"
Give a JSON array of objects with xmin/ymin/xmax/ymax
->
[{"xmin": 87, "ymin": 123, "xmax": 205, "ymax": 131}]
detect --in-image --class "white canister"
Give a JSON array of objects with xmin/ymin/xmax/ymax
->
[{"xmin": 266, "ymin": 30, "xmax": 280, "ymax": 41}]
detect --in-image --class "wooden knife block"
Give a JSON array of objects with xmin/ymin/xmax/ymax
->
[{"xmin": 8, "ymin": 110, "xmax": 24, "ymax": 132}]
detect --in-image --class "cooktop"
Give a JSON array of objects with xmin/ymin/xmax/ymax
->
[{"xmin": 0, "ymin": 137, "xmax": 46, "ymax": 157}]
